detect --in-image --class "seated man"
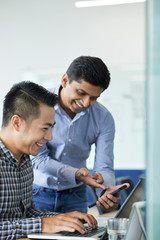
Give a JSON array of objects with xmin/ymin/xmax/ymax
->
[{"xmin": 0, "ymin": 81, "xmax": 100, "ymax": 239}]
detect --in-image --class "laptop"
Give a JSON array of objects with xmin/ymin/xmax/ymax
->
[
  {"xmin": 28, "ymin": 177, "xmax": 145, "ymax": 240},
  {"xmin": 125, "ymin": 201, "xmax": 146, "ymax": 240}
]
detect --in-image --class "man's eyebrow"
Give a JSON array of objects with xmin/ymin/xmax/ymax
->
[
  {"xmin": 43, "ymin": 122, "xmax": 56, "ymax": 128},
  {"xmin": 79, "ymin": 89, "xmax": 100, "ymax": 98}
]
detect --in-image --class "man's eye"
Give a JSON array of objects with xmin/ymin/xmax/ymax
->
[
  {"xmin": 43, "ymin": 128, "xmax": 48, "ymax": 131},
  {"xmin": 77, "ymin": 90, "xmax": 85, "ymax": 95}
]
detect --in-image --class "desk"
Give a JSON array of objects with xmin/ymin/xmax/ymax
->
[
  {"xmin": 88, "ymin": 205, "xmax": 118, "ymax": 218},
  {"xmin": 99, "ymin": 210, "xmax": 118, "ymax": 218}
]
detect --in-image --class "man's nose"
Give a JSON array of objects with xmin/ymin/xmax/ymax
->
[
  {"xmin": 82, "ymin": 96, "xmax": 90, "ymax": 108},
  {"xmin": 45, "ymin": 128, "xmax": 53, "ymax": 141}
]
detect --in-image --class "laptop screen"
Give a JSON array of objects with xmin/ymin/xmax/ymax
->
[
  {"xmin": 125, "ymin": 201, "xmax": 146, "ymax": 240},
  {"xmin": 115, "ymin": 177, "xmax": 145, "ymax": 219}
]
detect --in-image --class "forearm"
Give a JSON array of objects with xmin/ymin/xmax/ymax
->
[
  {"xmin": 32, "ymin": 145, "xmax": 79, "ymax": 185},
  {"xmin": 33, "ymin": 158, "xmax": 79, "ymax": 186}
]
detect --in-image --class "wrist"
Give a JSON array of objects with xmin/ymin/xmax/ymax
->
[{"xmin": 41, "ymin": 217, "xmax": 47, "ymax": 233}]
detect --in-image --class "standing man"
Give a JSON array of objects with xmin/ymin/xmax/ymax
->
[
  {"xmin": 0, "ymin": 81, "xmax": 99, "ymax": 239},
  {"xmin": 32, "ymin": 56, "xmax": 125, "ymax": 213}
]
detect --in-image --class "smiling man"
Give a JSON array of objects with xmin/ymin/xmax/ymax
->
[
  {"xmin": 0, "ymin": 81, "xmax": 99, "ymax": 239},
  {"xmin": 31, "ymin": 56, "xmax": 128, "ymax": 214}
]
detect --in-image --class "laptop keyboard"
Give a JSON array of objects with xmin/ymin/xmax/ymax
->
[{"xmin": 63, "ymin": 226, "xmax": 106, "ymax": 237}]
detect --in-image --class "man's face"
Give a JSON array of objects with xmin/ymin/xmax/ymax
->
[
  {"xmin": 17, "ymin": 104, "xmax": 55, "ymax": 157},
  {"xmin": 60, "ymin": 74, "xmax": 103, "ymax": 117}
]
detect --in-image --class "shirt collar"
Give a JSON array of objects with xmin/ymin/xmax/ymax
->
[{"xmin": 0, "ymin": 140, "xmax": 29, "ymax": 167}]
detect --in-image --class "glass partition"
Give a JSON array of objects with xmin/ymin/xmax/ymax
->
[{"xmin": 146, "ymin": 0, "xmax": 160, "ymax": 238}]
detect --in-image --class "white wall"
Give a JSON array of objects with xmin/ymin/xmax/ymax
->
[{"xmin": 0, "ymin": 0, "xmax": 146, "ymax": 169}]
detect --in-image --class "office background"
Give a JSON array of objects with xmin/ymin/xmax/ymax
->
[
  {"xmin": 1, "ymin": 0, "xmax": 159, "ymax": 238},
  {"xmin": 0, "ymin": 0, "xmax": 146, "ymax": 173}
]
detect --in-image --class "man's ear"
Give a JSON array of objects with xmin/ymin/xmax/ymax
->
[
  {"xmin": 11, "ymin": 115, "xmax": 23, "ymax": 131},
  {"xmin": 61, "ymin": 73, "xmax": 69, "ymax": 88}
]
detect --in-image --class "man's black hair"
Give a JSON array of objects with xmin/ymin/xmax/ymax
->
[
  {"xmin": 66, "ymin": 56, "xmax": 110, "ymax": 90},
  {"xmin": 2, "ymin": 81, "xmax": 58, "ymax": 127}
]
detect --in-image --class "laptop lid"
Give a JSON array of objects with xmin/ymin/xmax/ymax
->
[{"xmin": 125, "ymin": 201, "xmax": 146, "ymax": 240}]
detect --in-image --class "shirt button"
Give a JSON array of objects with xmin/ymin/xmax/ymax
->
[
  {"xmin": 57, "ymin": 182, "xmax": 60, "ymax": 184},
  {"xmin": 63, "ymin": 152, "xmax": 66, "ymax": 156},
  {"xmin": 68, "ymin": 138, "xmax": 71, "ymax": 142}
]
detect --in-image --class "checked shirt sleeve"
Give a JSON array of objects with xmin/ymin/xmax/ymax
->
[
  {"xmin": 0, "ymin": 204, "xmax": 58, "ymax": 239},
  {"xmin": 0, "ymin": 217, "xmax": 42, "ymax": 240},
  {"xmin": 26, "ymin": 201, "xmax": 58, "ymax": 218}
]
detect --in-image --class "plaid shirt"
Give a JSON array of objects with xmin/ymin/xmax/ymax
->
[{"xmin": 0, "ymin": 141, "xmax": 56, "ymax": 239}]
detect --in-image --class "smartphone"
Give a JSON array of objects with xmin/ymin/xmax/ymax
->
[
  {"xmin": 88, "ymin": 184, "xmax": 128, "ymax": 208},
  {"xmin": 100, "ymin": 184, "xmax": 128, "ymax": 197},
  {"xmin": 109, "ymin": 184, "xmax": 128, "ymax": 196}
]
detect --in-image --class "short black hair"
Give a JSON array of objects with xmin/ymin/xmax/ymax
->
[
  {"xmin": 66, "ymin": 56, "xmax": 110, "ymax": 90},
  {"xmin": 2, "ymin": 81, "xmax": 58, "ymax": 127}
]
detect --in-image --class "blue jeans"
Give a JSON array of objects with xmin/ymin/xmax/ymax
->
[{"xmin": 32, "ymin": 184, "xmax": 88, "ymax": 213}]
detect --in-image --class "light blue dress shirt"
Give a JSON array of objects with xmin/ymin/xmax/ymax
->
[{"xmin": 31, "ymin": 87, "xmax": 115, "ymax": 196}]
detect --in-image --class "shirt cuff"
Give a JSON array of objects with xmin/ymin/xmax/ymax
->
[{"xmin": 58, "ymin": 165, "xmax": 79, "ymax": 185}]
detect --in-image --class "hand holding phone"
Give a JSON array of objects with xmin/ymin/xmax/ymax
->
[
  {"xmin": 108, "ymin": 184, "xmax": 128, "ymax": 197},
  {"xmin": 88, "ymin": 184, "xmax": 128, "ymax": 208}
]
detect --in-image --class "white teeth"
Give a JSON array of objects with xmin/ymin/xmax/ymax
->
[
  {"xmin": 75, "ymin": 100, "xmax": 83, "ymax": 108},
  {"xmin": 37, "ymin": 143, "xmax": 43, "ymax": 147}
]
